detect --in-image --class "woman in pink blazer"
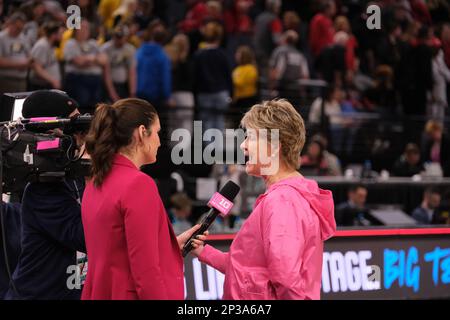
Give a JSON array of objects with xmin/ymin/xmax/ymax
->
[
  {"xmin": 194, "ymin": 99, "xmax": 336, "ymax": 299},
  {"xmin": 81, "ymin": 98, "xmax": 205, "ymax": 300}
]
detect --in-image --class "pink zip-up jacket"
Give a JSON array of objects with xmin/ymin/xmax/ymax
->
[{"xmin": 198, "ymin": 176, "xmax": 336, "ymax": 300}]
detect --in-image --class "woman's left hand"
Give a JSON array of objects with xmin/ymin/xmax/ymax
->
[{"xmin": 177, "ymin": 224, "xmax": 209, "ymax": 256}]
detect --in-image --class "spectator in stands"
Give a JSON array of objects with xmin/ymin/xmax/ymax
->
[
  {"xmin": 168, "ymin": 192, "xmax": 194, "ymax": 235},
  {"xmin": 441, "ymin": 23, "xmax": 450, "ymax": 69},
  {"xmin": 165, "ymin": 33, "xmax": 195, "ymax": 142},
  {"xmin": 223, "ymin": 0, "xmax": 253, "ymax": 36},
  {"xmin": 165, "ymin": 33, "xmax": 195, "ymax": 108},
  {"xmin": 433, "ymin": 189, "xmax": 450, "ymax": 225},
  {"xmin": 429, "ymin": 0, "xmax": 450, "ymax": 25},
  {"xmin": 98, "ymin": 0, "xmax": 121, "ymax": 31},
  {"xmin": 282, "ymin": 10, "xmax": 308, "ymax": 54},
  {"xmin": 41, "ymin": 1, "xmax": 67, "ymax": 24},
  {"xmin": 439, "ymin": 23, "xmax": 450, "ymax": 127},
  {"xmin": 305, "ymin": 134, "xmax": 342, "ymax": 176},
  {"xmin": 308, "ymin": 85, "xmax": 341, "ymax": 122},
  {"xmin": 392, "ymin": 143, "xmax": 424, "ymax": 177},
  {"xmin": 123, "ymin": 17, "xmax": 142, "ymax": 48},
  {"xmin": 300, "ymin": 136, "xmax": 341, "ymax": 176},
  {"xmin": 223, "ymin": 0, "xmax": 253, "ymax": 60},
  {"xmin": 374, "ymin": 22, "xmax": 402, "ymax": 73},
  {"xmin": 74, "ymin": 0, "xmax": 100, "ymax": 26},
  {"xmin": 410, "ymin": 0, "xmax": 432, "ymax": 25},
  {"xmin": 20, "ymin": 0, "xmax": 45, "ymax": 46},
  {"xmin": 309, "ymin": 85, "xmax": 350, "ymax": 153},
  {"xmin": 363, "ymin": 65, "xmax": 398, "ymax": 115},
  {"xmin": 334, "ymin": 15, "xmax": 358, "ymax": 84},
  {"xmin": 316, "ymin": 31, "xmax": 349, "ymax": 87},
  {"xmin": 178, "ymin": 0, "xmax": 224, "ymax": 33},
  {"xmin": 412, "ymin": 187, "xmax": 441, "ymax": 224},
  {"xmin": 252, "ymin": 0, "xmax": 282, "ymax": 70},
  {"xmin": 0, "ymin": 1, "xmax": 5, "ymax": 26},
  {"xmin": 428, "ymin": 37, "xmax": 450, "ymax": 122},
  {"xmin": 390, "ymin": 1, "xmax": 413, "ymax": 26},
  {"xmin": 223, "ymin": 0, "xmax": 253, "ymax": 41},
  {"xmin": 421, "ymin": 120, "xmax": 450, "ymax": 177},
  {"xmin": 268, "ymin": 30, "xmax": 309, "ymax": 99},
  {"xmin": 335, "ymin": 185, "xmax": 371, "ymax": 226},
  {"xmin": 194, "ymin": 21, "xmax": 232, "ymax": 132},
  {"xmin": 232, "ymin": 45, "xmax": 258, "ymax": 115},
  {"xmin": 28, "ymin": 21, "xmax": 64, "ymax": 91},
  {"xmin": 134, "ymin": 0, "xmax": 158, "ymax": 31},
  {"xmin": 64, "ymin": 20, "xmax": 118, "ymax": 112},
  {"xmin": 0, "ymin": 12, "xmax": 31, "ymax": 94},
  {"xmin": 136, "ymin": 22, "xmax": 172, "ymax": 111},
  {"xmin": 112, "ymin": 0, "xmax": 138, "ymax": 28},
  {"xmin": 308, "ymin": 0, "xmax": 336, "ymax": 58},
  {"xmin": 404, "ymin": 26, "xmax": 433, "ymax": 116},
  {"xmin": 101, "ymin": 25, "xmax": 137, "ymax": 99}
]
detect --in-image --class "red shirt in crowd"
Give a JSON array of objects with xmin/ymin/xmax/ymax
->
[
  {"xmin": 345, "ymin": 35, "xmax": 359, "ymax": 71},
  {"xmin": 309, "ymin": 13, "xmax": 335, "ymax": 57}
]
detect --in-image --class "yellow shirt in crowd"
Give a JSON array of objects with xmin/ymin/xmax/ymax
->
[
  {"xmin": 98, "ymin": 0, "xmax": 122, "ymax": 30},
  {"xmin": 55, "ymin": 28, "xmax": 73, "ymax": 61},
  {"xmin": 232, "ymin": 64, "xmax": 258, "ymax": 100}
]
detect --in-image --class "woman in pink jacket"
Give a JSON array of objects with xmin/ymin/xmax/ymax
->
[{"xmin": 194, "ymin": 99, "xmax": 336, "ymax": 299}]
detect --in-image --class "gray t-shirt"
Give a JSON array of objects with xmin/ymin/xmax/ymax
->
[
  {"xmin": 29, "ymin": 37, "xmax": 61, "ymax": 85},
  {"xmin": 64, "ymin": 38, "xmax": 102, "ymax": 75},
  {"xmin": 0, "ymin": 30, "xmax": 30, "ymax": 79},
  {"xmin": 23, "ymin": 21, "xmax": 39, "ymax": 46},
  {"xmin": 100, "ymin": 41, "xmax": 136, "ymax": 84},
  {"xmin": 269, "ymin": 44, "xmax": 309, "ymax": 84}
]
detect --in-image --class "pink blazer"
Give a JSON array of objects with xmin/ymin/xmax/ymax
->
[
  {"xmin": 199, "ymin": 176, "xmax": 336, "ymax": 300},
  {"xmin": 81, "ymin": 154, "xmax": 183, "ymax": 300}
]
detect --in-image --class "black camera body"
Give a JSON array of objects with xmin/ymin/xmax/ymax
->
[{"xmin": 1, "ymin": 116, "xmax": 92, "ymax": 193}]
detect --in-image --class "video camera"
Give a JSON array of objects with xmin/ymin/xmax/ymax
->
[{"xmin": 0, "ymin": 115, "xmax": 93, "ymax": 193}]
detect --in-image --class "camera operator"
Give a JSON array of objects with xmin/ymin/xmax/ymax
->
[
  {"xmin": 0, "ymin": 201, "xmax": 21, "ymax": 299},
  {"xmin": 4, "ymin": 90, "xmax": 87, "ymax": 300}
]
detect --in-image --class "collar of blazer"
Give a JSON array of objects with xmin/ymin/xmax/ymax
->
[{"xmin": 113, "ymin": 153, "xmax": 138, "ymax": 169}]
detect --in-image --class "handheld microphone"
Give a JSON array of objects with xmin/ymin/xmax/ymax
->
[{"xmin": 181, "ymin": 180, "xmax": 240, "ymax": 257}]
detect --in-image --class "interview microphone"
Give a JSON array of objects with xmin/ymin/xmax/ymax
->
[{"xmin": 181, "ymin": 180, "xmax": 240, "ymax": 257}]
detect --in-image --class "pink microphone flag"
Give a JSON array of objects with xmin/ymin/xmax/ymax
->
[{"xmin": 208, "ymin": 192, "xmax": 234, "ymax": 216}]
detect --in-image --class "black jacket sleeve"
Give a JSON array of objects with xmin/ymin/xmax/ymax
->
[{"xmin": 22, "ymin": 181, "xmax": 86, "ymax": 253}]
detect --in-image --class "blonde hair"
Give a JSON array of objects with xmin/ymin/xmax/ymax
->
[
  {"xmin": 334, "ymin": 15, "xmax": 351, "ymax": 33},
  {"xmin": 425, "ymin": 120, "xmax": 443, "ymax": 134},
  {"xmin": 283, "ymin": 11, "xmax": 301, "ymax": 29},
  {"xmin": 236, "ymin": 45, "xmax": 255, "ymax": 65},
  {"xmin": 170, "ymin": 192, "xmax": 193, "ymax": 211},
  {"xmin": 165, "ymin": 33, "xmax": 190, "ymax": 64},
  {"xmin": 206, "ymin": 0, "xmax": 222, "ymax": 15},
  {"xmin": 241, "ymin": 99, "xmax": 306, "ymax": 170},
  {"xmin": 202, "ymin": 21, "xmax": 223, "ymax": 43}
]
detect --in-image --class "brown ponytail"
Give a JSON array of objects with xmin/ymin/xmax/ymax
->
[{"xmin": 85, "ymin": 98, "xmax": 158, "ymax": 187}]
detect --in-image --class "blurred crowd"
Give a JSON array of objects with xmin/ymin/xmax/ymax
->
[{"xmin": 1, "ymin": 0, "xmax": 450, "ymax": 218}]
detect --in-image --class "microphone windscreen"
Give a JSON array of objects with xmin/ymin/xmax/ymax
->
[{"xmin": 218, "ymin": 181, "xmax": 240, "ymax": 202}]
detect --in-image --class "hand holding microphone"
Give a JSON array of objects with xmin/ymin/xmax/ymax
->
[
  {"xmin": 177, "ymin": 224, "xmax": 209, "ymax": 256},
  {"xmin": 181, "ymin": 181, "xmax": 240, "ymax": 257}
]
